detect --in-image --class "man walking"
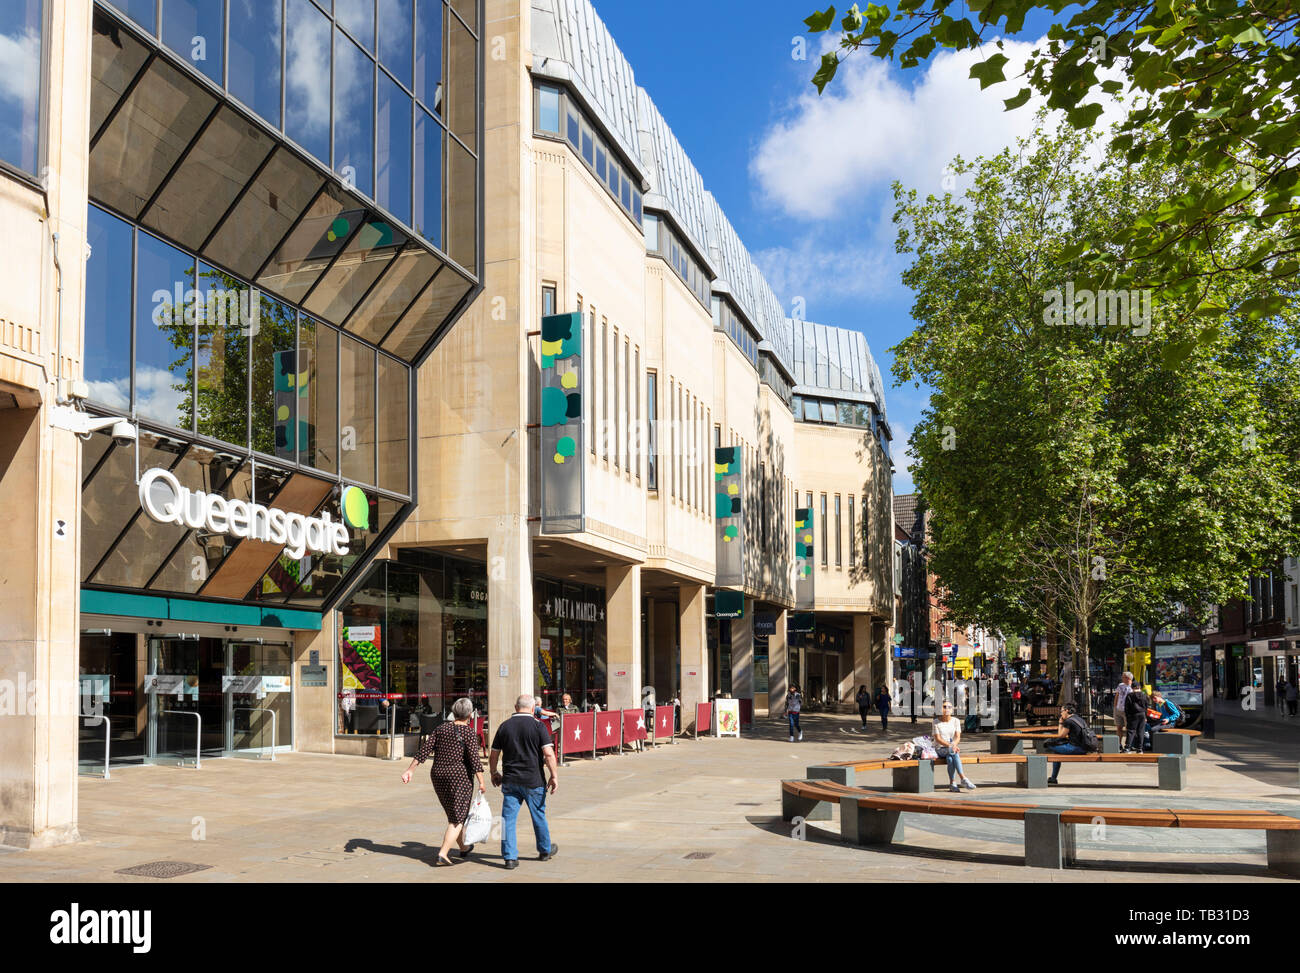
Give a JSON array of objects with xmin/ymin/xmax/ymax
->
[
  {"xmin": 489, "ymin": 694, "xmax": 559, "ymax": 869},
  {"xmin": 1113, "ymin": 671, "xmax": 1132, "ymax": 748}
]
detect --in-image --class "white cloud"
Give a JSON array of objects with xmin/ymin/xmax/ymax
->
[
  {"xmin": 0, "ymin": 26, "xmax": 38, "ymax": 109},
  {"xmin": 134, "ymin": 366, "xmax": 188, "ymax": 425},
  {"xmin": 752, "ymin": 37, "xmax": 1126, "ymax": 221}
]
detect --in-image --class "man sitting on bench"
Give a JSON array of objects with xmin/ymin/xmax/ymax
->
[{"xmin": 1043, "ymin": 703, "xmax": 1099, "ymax": 785}]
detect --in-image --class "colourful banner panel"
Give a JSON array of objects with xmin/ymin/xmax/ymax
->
[
  {"xmin": 695, "ymin": 701, "xmax": 712, "ymax": 733},
  {"xmin": 540, "ymin": 311, "xmax": 584, "ymax": 533},
  {"xmin": 794, "ymin": 506, "xmax": 814, "ymax": 610},
  {"xmin": 622, "ymin": 707, "xmax": 647, "ymax": 742},
  {"xmin": 594, "ymin": 710, "xmax": 622, "ymax": 751},
  {"xmin": 653, "ymin": 704, "xmax": 675, "ymax": 741},
  {"xmin": 714, "ymin": 444, "xmax": 744, "ymax": 586},
  {"xmin": 559, "ymin": 711, "xmax": 596, "ymax": 755}
]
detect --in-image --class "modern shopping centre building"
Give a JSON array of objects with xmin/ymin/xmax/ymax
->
[{"xmin": 0, "ymin": 0, "xmax": 893, "ymax": 849}]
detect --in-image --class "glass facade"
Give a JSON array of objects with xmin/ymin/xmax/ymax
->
[
  {"xmin": 338, "ymin": 553, "xmax": 488, "ymax": 734},
  {"xmin": 712, "ymin": 295, "xmax": 759, "ymax": 367},
  {"xmin": 100, "ymin": 0, "xmax": 477, "ymax": 274},
  {"xmin": 0, "ymin": 0, "xmax": 44, "ymax": 176},
  {"xmin": 645, "ymin": 213, "xmax": 710, "ymax": 308},
  {"xmin": 84, "ymin": 203, "xmax": 410, "ymax": 498},
  {"xmin": 535, "ymin": 578, "xmax": 607, "ymax": 710}
]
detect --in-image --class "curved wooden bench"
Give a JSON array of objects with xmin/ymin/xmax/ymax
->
[
  {"xmin": 779, "ymin": 779, "xmax": 1300, "ymax": 875},
  {"xmin": 810, "ymin": 750, "xmax": 1186, "ymax": 794},
  {"xmin": 994, "ymin": 730, "xmax": 1123, "ymax": 754}
]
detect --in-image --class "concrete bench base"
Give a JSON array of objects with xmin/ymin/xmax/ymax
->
[
  {"xmin": 1025, "ymin": 809, "xmax": 1077, "ymax": 868},
  {"xmin": 781, "ymin": 781, "xmax": 832, "ymax": 822},
  {"xmin": 1016, "ymin": 754, "xmax": 1048, "ymax": 788},
  {"xmin": 840, "ymin": 797, "xmax": 905, "ymax": 845},
  {"xmin": 1153, "ymin": 732, "xmax": 1192, "ymax": 758},
  {"xmin": 1157, "ymin": 754, "xmax": 1186, "ymax": 790},
  {"xmin": 1267, "ymin": 824, "xmax": 1300, "ymax": 878},
  {"xmin": 892, "ymin": 760, "xmax": 933, "ymax": 794}
]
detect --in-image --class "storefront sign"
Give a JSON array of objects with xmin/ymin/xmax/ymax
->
[
  {"xmin": 262, "ymin": 676, "xmax": 290, "ymax": 694},
  {"xmin": 715, "ymin": 445, "xmax": 744, "ymax": 586},
  {"xmin": 300, "ymin": 665, "xmax": 328, "ymax": 687},
  {"xmin": 138, "ymin": 467, "xmax": 352, "ymax": 559},
  {"xmin": 542, "ymin": 596, "xmax": 602, "ymax": 623},
  {"xmin": 145, "ymin": 674, "xmax": 185, "ymax": 696},
  {"xmin": 539, "ymin": 311, "xmax": 585, "ymax": 533},
  {"xmin": 714, "ymin": 698, "xmax": 740, "ymax": 738},
  {"xmin": 789, "ymin": 612, "xmax": 814, "ymax": 633},
  {"xmin": 754, "ymin": 614, "xmax": 777, "ymax": 636},
  {"xmin": 794, "ymin": 506, "xmax": 814, "ymax": 610},
  {"xmin": 714, "ymin": 589, "xmax": 744, "ymax": 619}
]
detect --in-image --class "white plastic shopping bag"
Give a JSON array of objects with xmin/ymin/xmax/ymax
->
[{"xmin": 464, "ymin": 791, "xmax": 492, "ymax": 844}]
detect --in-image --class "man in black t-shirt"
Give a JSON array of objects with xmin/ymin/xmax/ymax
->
[
  {"xmin": 490, "ymin": 694, "xmax": 559, "ymax": 869},
  {"xmin": 1044, "ymin": 703, "xmax": 1093, "ymax": 784}
]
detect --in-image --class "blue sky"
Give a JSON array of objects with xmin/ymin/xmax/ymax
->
[{"xmin": 594, "ymin": 1, "xmax": 1073, "ymax": 495}]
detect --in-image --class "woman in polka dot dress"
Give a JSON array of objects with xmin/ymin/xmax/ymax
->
[{"xmin": 402, "ymin": 696, "xmax": 485, "ymax": 866}]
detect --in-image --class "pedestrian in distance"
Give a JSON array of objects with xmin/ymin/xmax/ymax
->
[
  {"xmin": 1123, "ymin": 684, "xmax": 1150, "ymax": 753},
  {"xmin": 1044, "ymin": 702, "xmax": 1099, "ymax": 784},
  {"xmin": 1288, "ymin": 680, "xmax": 1298, "ymax": 718},
  {"xmin": 489, "ymin": 694, "xmax": 559, "ymax": 869},
  {"xmin": 400, "ymin": 696, "xmax": 486, "ymax": 866},
  {"xmin": 787, "ymin": 684, "xmax": 803, "ymax": 742},
  {"xmin": 907, "ymin": 671, "xmax": 918, "ymax": 724},
  {"xmin": 875, "ymin": 683, "xmax": 892, "ymax": 733},
  {"xmin": 1113, "ymin": 671, "xmax": 1133, "ymax": 746},
  {"xmin": 1276, "ymin": 676, "xmax": 1287, "ymax": 715},
  {"xmin": 856, "ymin": 685, "xmax": 872, "ymax": 730},
  {"xmin": 932, "ymin": 700, "xmax": 976, "ymax": 791}
]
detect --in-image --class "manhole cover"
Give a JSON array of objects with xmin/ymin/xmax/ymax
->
[
  {"xmin": 683, "ymin": 852, "xmax": 714, "ymax": 860},
  {"xmin": 114, "ymin": 861, "xmax": 212, "ymax": 879},
  {"xmin": 735, "ymin": 802, "xmax": 762, "ymax": 806}
]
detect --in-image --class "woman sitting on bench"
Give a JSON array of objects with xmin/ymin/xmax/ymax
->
[{"xmin": 933, "ymin": 701, "xmax": 976, "ymax": 792}]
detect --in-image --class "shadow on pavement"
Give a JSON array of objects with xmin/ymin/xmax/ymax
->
[{"xmin": 343, "ymin": 837, "xmax": 510, "ymax": 870}]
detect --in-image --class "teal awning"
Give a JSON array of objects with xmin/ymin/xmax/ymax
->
[{"xmin": 81, "ymin": 588, "xmax": 322, "ymax": 632}]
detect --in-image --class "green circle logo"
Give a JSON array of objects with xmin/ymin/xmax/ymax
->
[{"xmin": 342, "ymin": 486, "xmax": 370, "ymax": 530}]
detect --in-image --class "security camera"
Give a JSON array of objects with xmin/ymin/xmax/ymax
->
[{"xmin": 110, "ymin": 419, "xmax": 137, "ymax": 447}]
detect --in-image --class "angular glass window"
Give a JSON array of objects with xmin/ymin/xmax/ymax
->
[
  {"xmin": 377, "ymin": 72, "xmax": 413, "ymax": 227},
  {"xmin": 135, "ymin": 232, "xmax": 197, "ymax": 430},
  {"xmin": 450, "ymin": 0, "xmax": 476, "ymax": 32},
  {"xmin": 803, "ymin": 398, "xmax": 820, "ymax": 422},
  {"xmin": 228, "ymin": 0, "xmax": 282, "ymax": 126},
  {"xmin": 162, "ymin": 0, "xmax": 225, "ymax": 85},
  {"xmin": 336, "ymin": 0, "xmax": 375, "ymax": 51},
  {"xmin": 378, "ymin": 0, "xmax": 413, "ymax": 87},
  {"xmin": 149, "ymin": 452, "xmax": 248, "ymax": 595},
  {"xmin": 581, "ymin": 127, "xmax": 593, "ymax": 166},
  {"xmin": 307, "ymin": 219, "xmax": 408, "ymax": 325},
  {"xmin": 820, "ymin": 400, "xmax": 838, "ymax": 423},
  {"xmin": 91, "ymin": 10, "xmax": 150, "ymax": 139},
  {"xmin": 382, "ymin": 264, "xmax": 470, "ymax": 360},
  {"xmin": 537, "ymin": 85, "xmax": 561, "ymax": 135},
  {"xmin": 299, "ymin": 317, "xmax": 339, "ymax": 473},
  {"xmin": 414, "ymin": 108, "xmax": 443, "ymax": 248},
  {"xmin": 285, "ymin": 0, "xmax": 332, "ymax": 164},
  {"xmin": 84, "ymin": 205, "xmax": 134, "ymax": 412},
  {"xmin": 110, "ymin": 0, "xmax": 157, "ymax": 34},
  {"xmin": 345, "ymin": 249, "xmax": 437, "ymax": 344},
  {"xmin": 251, "ymin": 291, "xmax": 300, "ymax": 457},
  {"xmin": 205, "ymin": 146, "xmax": 324, "ymax": 279},
  {"xmin": 447, "ymin": 131, "xmax": 476, "ymax": 274},
  {"xmin": 257, "ymin": 183, "xmax": 356, "ymax": 305},
  {"xmin": 143, "ymin": 105, "xmax": 274, "ymax": 251},
  {"xmin": 340, "ymin": 334, "xmax": 377, "ymax": 485},
  {"xmin": 334, "ymin": 30, "xmax": 375, "ymax": 197},
  {"xmin": 195, "ymin": 262, "xmax": 250, "ymax": 447},
  {"xmin": 415, "ymin": 0, "xmax": 443, "ymax": 112},
  {"xmin": 620, "ymin": 175, "xmax": 632, "ymax": 212},
  {"xmin": 633, "ymin": 191, "xmax": 642, "ymax": 224},
  {"xmin": 89, "ymin": 58, "xmax": 217, "ymax": 219},
  {"xmin": 594, "ymin": 145, "xmax": 606, "ymax": 182},
  {"xmin": 565, "ymin": 108, "xmax": 579, "ymax": 149},
  {"xmin": 376, "ymin": 353, "xmax": 410, "ymax": 495},
  {"xmin": 0, "ymin": 0, "xmax": 43, "ymax": 175},
  {"xmin": 447, "ymin": 6, "xmax": 477, "ymax": 147}
]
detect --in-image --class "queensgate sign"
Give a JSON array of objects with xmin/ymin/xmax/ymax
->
[{"xmin": 138, "ymin": 467, "xmax": 357, "ymax": 559}]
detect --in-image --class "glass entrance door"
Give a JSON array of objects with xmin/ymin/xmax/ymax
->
[
  {"xmin": 225, "ymin": 641, "xmax": 293, "ymax": 757},
  {"xmin": 146, "ymin": 636, "xmax": 204, "ymax": 766}
]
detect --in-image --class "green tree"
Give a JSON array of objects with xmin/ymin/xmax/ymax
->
[
  {"xmin": 892, "ymin": 120, "xmax": 1300, "ymax": 715},
  {"xmin": 803, "ymin": 2, "xmax": 1300, "ymax": 319}
]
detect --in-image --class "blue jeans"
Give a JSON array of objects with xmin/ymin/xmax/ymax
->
[
  {"xmin": 1046, "ymin": 742, "xmax": 1085, "ymax": 780},
  {"xmin": 937, "ymin": 747, "xmax": 965, "ymax": 782},
  {"xmin": 500, "ymin": 784, "xmax": 551, "ymax": 862},
  {"xmin": 879, "ymin": 711, "xmax": 889, "ymax": 733},
  {"xmin": 788, "ymin": 712, "xmax": 801, "ymax": 736}
]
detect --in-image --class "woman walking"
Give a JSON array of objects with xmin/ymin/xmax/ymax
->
[
  {"xmin": 787, "ymin": 684, "xmax": 803, "ymax": 742},
  {"xmin": 401, "ymin": 696, "xmax": 486, "ymax": 866},
  {"xmin": 855, "ymin": 685, "xmax": 872, "ymax": 730},
  {"xmin": 874, "ymin": 683, "xmax": 892, "ymax": 733},
  {"xmin": 933, "ymin": 700, "xmax": 976, "ymax": 791}
]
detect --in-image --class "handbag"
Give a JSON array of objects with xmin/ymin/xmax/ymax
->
[{"xmin": 464, "ymin": 791, "xmax": 492, "ymax": 844}]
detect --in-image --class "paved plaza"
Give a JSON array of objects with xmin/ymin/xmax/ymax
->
[{"xmin": 2, "ymin": 712, "xmax": 1298, "ymax": 883}]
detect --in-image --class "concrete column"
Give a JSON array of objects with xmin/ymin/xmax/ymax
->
[
  {"xmin": 679, "ymin": 583, "xmax": 708, "ymax": 726},
  {"xmin": 767, "ymin": 609, "xmax": 788, "ymax": 716},
  {"xmin": 852, "ymin": 614, "xmax": 872, "ymax": 699},
  {"xmin": 730, "ymin": 602, "xmax": 753, "ymax": 701},
  {"xmin": 605, "ymin": 563, "xmax": 642, "ymax": 710},
  {"xmin": 487, "ymin": 516, "xmax": 533, "ymax": 734},
  {"xmin": 293, "ymin": 615, "xmax": 337, "ymax": 753},
  {"xmin": 653, "ymin": 598, "xmax": 676, "ymax": 698}
]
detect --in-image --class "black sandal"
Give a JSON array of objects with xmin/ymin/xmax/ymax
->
[{"xmin": 458, "ymin": 844, "xmax": 475, "ymax": 858}]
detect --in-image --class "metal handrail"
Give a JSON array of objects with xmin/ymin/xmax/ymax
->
[
  {"xmin": 162, "ymin": 709, "xmax": 201, "ymax": 769},
  {"xmin": 83, "ymin": 714, "xmax": 110, "ymax": 779},
  {"xmin": 231, "ymin": 706, "xmax": 277, "ymax": 760}
]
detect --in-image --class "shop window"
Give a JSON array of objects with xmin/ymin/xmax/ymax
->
[
  {"xmin": 537, "ymin": 84, "xmax": 562, "ymax": 135},
  {"xmin": 647, "ymin": 370, "xmax": 658, "ymax": 490},
  {"xmin": 334, "ymin": 28, "xmax": 375, "ymax": 197},
  {"xmin": 340, "ymin": 334, "xmax": 377, "ymax": 485},
  {"xmin": 299, "ymin": 316, "xmax": 339, "ymax": 473},
  {"xmin": 376, "ymin": 353, "xmax": 410, "ymax": 494},
  {"xmin": 195, "ymin": 262, "xmax": 251, "ymax": 447},
  {"xmin": 250, "ymin": 290, "xmax": 299, "ymax": 458},
  {"xmin": 285, "ymin": 0, "xmax": 332, "ymax": 165},
  {"xmin": 84, "ymin": 204, "xmax": 133, "ymax": 412}
]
